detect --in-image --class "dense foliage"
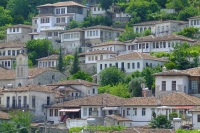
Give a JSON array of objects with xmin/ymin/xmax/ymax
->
[
  {"xmin": 70, "ymin": 49, "xmax": 80, "ymax": 75},
  {"xmin": 149, "ymin": 115, "xmax": 173, "ymax": 129},
  {"xmin": 72, "ymin": 71, "xmax": 92, "ymax": 82}
]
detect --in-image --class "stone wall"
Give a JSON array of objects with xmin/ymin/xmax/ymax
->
[
  {"xmin": 80, "ymin": 63, "xmax": 97, "ymax": 75},
  {"xmin": 31, "ymin": 124, "xmax": 68, "ymax": 133},
  {"xmin": 104, "ymin": 117, "xmax": 115, "ymax": 126},
  {"xmin": 66, "ymin": 119, "xmax": 87, "ymax": 129}
]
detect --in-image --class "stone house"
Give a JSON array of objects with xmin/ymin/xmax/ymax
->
[
  {"xmin": 60, "ymin": 28, "xmax": 85, "ymax": 54},
  {"xmin": 0, "ymin": 53, "xmax": 66, "ymax": 88},
  {"xmin": 46, "ymin": 92, "xmax": 200, "ymax": 128},
  {"xmin": 37, "ymin": 55, "xmax": 58, "ymax": 68},
  {"xmin": 78, "ymin": 50, "xmax": 117, "ymax": 64},
  {"xmin": 153, "ymin": 66, "xmax": 200, "ymax": 98},
  {"xmin": 6, "ymin": 24, "xmax": 32, "ymax": 43},
  {"xmin": 188, "ymin": 15, "xmax": 200, "ymax": 28},
  {"xmin": 84, "ymin": 25, "xmax": 124, "ymax": 46},
  {"xmin": 133, "ymin": 20, "xmax": 188, "ymax": 37},
  {"xmin": 96, "ymin": 52, "xmax": 166, "ymax": 74},
  {"xmin": 47, "ymin": 79, "xmax": 99, "ymax": 100}
]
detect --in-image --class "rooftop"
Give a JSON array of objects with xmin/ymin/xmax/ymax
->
[
  {"xmin": 133, "ymin": 20, "xmax": 188, "ymax": 26},
  {"xmin": 106, "ymin": 115, "xmax": 132, "ymax": 122},
  {"xmin": 101, "ymin": 52, "xmax": 166, "ymax": 62},
  {"xmin": 37, "ymin": 1, "xmax": 86, "ymax": 8},
  {"xmin": 7, "ymin": 24, "xmax": 32, "ymax": 29},
  {"xmin": 36, "ymin": 55, "xmax": 58, "ymax": 61},
  {"xmin": 48, "ymin": 79, "xmax": 98, "ymax": 87},
  {"xmin": 78, "ymin": 50, "xmax": 117, "ymax": 56},
  {"xmin": 0, "ymin": 42, "xmax": 26, "ymax": 49},
  {"xmin": 0, "ymin": 111, "xmax": 11, "ymax": 120},
  {"xmin": 92, "ymin": 41, "xmax": 125, "ymax": 47}
]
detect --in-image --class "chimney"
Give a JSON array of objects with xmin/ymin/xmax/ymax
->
[{"xmin": 162, "ymin": 66, "xmax": 166, "ymax": 72}]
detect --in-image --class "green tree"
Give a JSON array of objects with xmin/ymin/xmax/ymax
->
[
  {"xmin": 129, "ymin": 77, "xmax": 145, "ymax": 97},
  {"xmin": 26, "ymin": 39, "xmax": 53, "ymax": 65},
  {"xmin": 72, "ymin": 71, "xmax": 92, "ymax": 82},
  {"xmin": 142, "ymin": 29, "xmax": 151, "ymax": 36},
  {"xmin": 99, "ymin": 0, "xmax": 113, "ymax": 10},
  {"xmin": 68, "ymin": 20, "xmax": 79, "ymax": 29},
  {"xmin": 57, "ymin": 47, "xmax": 64, "ymax": 72},
  {"xmin": 70, "ymin": 49, "xmax": 80, "ymax": 75},
  {"xmin": 99, "ymin": 66, "xmax": 125, "ymax": 86},
  {"xmin": 154, "ymin": 0, "xmax": 167, "ymax": 8},
  {"xmin": 176, "ymin": 27, "xmax": 198, "ymax": 39},
  {"xmin": 98, "ymin": 83, "xmax": 131, "ymax": 98},
  {"xmin": 177, "ymin": 6, "xmax": 198, "ymax": 21},
  {"xmin": 118, "ymin": 27, "xmax": 140, "ymax": 42},
  {"xmin": 149, "ymin": 115, "xmax": 173, "ymax": 129},
  {"xmin": 0, "ymin": 6, "xmax": 13, "ymax": 26}
]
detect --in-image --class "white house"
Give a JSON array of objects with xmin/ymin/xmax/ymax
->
[
  {"xmin": 153, "ymin": 67, "xmax": 200, "ymax": 98},
  {"xmin": 78, "ymin": 50, "xmax": 117, "ymax": 64},
  {"xmin": 37, "ymin": 55, "xmax": 58, "ymax": 68},
  {"xmin": 188, "ymin": 15, "xmax": 200, "ymax": 28},
  {"xmin": 92, "ymin": 41, "xmax": 126, "ymax": 53},
  {"xmin": 6, "ymin": 24, "xmax": 32, "ymax": 43},
  {"xmin": 97, "ymin": 52, "xmax": 166, "ymax": 74},
  {"xmin": 90, "ymin": 4, "xmax": 106, "ymax": 17},
  {"xmin": 190, "ymin": 108, "xmax": 200, "ymax": 129},
  {"xmin": 46, "ymin": 92, "xmax": 200, "ymax": 128},
  {"xmin": 133, "ymin": 20, "xmax": 188, "ymax": 37},
  {"xmin": 1, "ymin": 84, "xmax": 57, "ymax": 121},
  {"xmin": 84, "ymin": 25, "xmax": 124, "ymax": 46},
  {"xmin": 124, "ymin": 35, "xmax": 195, "ymax": 53}
]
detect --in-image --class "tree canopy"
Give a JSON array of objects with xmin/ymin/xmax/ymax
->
[
  {"xmin": 72, "ymin": 71, "xmax": 92, "ymax": 82},
  {"xmin": 99, "ymin": 66, "xmax": 125, "ymax": 86}
]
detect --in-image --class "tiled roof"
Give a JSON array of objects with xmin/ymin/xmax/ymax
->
[
  {"xmin": 0, "ymin": 42, "xmax": 26, "ymax": 49},
  {"xmin": 160, "ymin": 92, "xmax": 200, "ymax": 106},
  {"xmin": 49, "ymin": 79, "xmax": 98, "ymax": 87},
  {"xmin": 36, "ymin": 55, "xmax": 58, "ymax": 61},
  {"xmin": 114, "ymin": 128, "xmax": 174, "ymax": 133},
  {"xmin": 153, "ymin": 67, "xmax": 200, "ymax": 77},
  {"xmin": 8, "ymin": 24, "xmax": 32, "ymax": 29},
  {"xmin": 124, "ymin": 97, "xmax": 158, "ymax": 106},
  {"xmin": 133, "ymin": 20, "xmax": 188, "ymax": 26},
  {"xmin": 0, "ymin": 56, "xmax": 16, "ymax": 60},
  {"xmin": 135, "ymin": 35, "xmax": 195, "ymax": 42},
  {"xmin": 188, "ymin": 15, "xmax": 200, "ymax": 19},
  {"xmin": 3, "ymin": 84, "xmax": 57, "ymax": 93},
  {"xmin": 37, "ymin": 1, "xmax": 86, "ymax": 8},
  {"xmin": 50, "ymin": 93, "xmax": 125, "ymax": 108},
  {"xmin": 152, "ymin": 69, "xmax": 190, "ymax": 76},
  {"xmin": 78, "ymin": 50, "xmax": 117, "ymax": 56},
  {"xmin": 106, "ymin": 115, "xmax": 132, "ymax": 122},
  {"xmin": 0, "ymin": 67, "xmax": 60, "ymax": 80},
  {"xmin": 92, "ymin": 41, "xmax": 125, "ymax": 47},
  {"xmin": 0, "ymin": 111, "xmax": 11, "ymax": 120},
  {"xmin": 102, "ymin": 52, "xmax": 166, "ymax": 62},
  {"xmin": 83, "ymin": 25, "xmax": 125, "ymax": 32},
  {"xmin": 61, "ymin": 28, "xmax": 83, "ymax": 33}
]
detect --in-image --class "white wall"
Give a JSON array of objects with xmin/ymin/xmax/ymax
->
[
  {"xmin": 91, "ymin": 6, "xmax": 106, "ymax": 15},
  {"xmin": 85, "ymin": 29, "xmax": 100, "ymax": 39},
  {"xmin": 189, "ymin": 18, "xmax": 200, "ymax": 28},
  {"xmin": 85, "ymin": 53, "xmax": 117, "ymax": 64},
  {"xmin": 7, "ymin": 27, "xmax": 22, "ymax": 34},
  {"xmin": 93, "ymin": 45, "xmax": 126, "ymax": 53},
  {"xmin": 71, "ymin": 85, "xmax": 98, "ymax": 96},
  {"xmin": 155, "ymin": 76, "xmax": 188, "ymax": 93},
  {"xmin": 192, "ymin": 112, "xmax": 200, "ymax": 129},
  {"xmin": 81, "ymin": 106, "xmax": 102, "ymax": 119}
]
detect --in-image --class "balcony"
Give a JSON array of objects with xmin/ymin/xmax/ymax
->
[{"xmin": 7, "ymin": 104, "xmax": 29, "ymax": 109}]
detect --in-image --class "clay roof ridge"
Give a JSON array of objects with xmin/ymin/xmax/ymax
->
[
  {"xmin": 133, "ymin": 128, "xmax": 140, "ymax": 133},
  {"xmin": 177, "ymin": 92, "xmax": 197, "ymax": 105},
  {"xmin": 137, "ymin": 52, "xmax": 143, "ymax": 59}
]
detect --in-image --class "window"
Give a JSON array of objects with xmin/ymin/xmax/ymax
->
[
  {"xmin": 94, "ymin": 7, "xmax": 96, "ymax": 11},
  {"xmin": 163, "ymin": 42, "xmax": 166, "ymax": 48},
  {"xmin": 12, "ymin": 50, "xmax": 15, "ymax": 56},
  {"xmin": 156, "ymin": 42, "xmax": 159, "ymax": 48},
  {"xmin": 54, "ymin": 32, "xmax": 58, "ymax": 36},
  {"xmin": 142, "ymin": 108, "xmax": 146, "ymax": 116},
  {"xmin": 96, "ymin": 30, "xmax": 98, "ymax": 36},
  {"xmin": 160, "ymin": 42, "xmax": 162, "ymax": 48},
  {"xmin": 146, "ymin": 43, "xmax": 149, "ymax": 48},
  {"xmin": 8, "ymin": 50, "xmax": 11, "ymax": 55},
  {"xmin": 137, "ymin": 62, "xmax": 140, "ymax": 68},
  {"xmin": 100, "ymin": 64, "xmax": 102, "ymax": 70},
  {"xmin": 50, "ymin": 109, "xmax": 53, "ymax": 116},
  {"xmin": 190, "ymin": 80, "xmax": 198, "ymax": 90},
  {"xmin": 109, "ymin": 63, "xmax": 112, "ymax": 67},
  {"xmin": 127, "ymin": 63, "xmax": 130, "ymax": 69},
  {"xmin": 153, "ymin": 43, "xmax": 155, "ymax": 48},
  {"xmin": 32, "ymin": 96, "xmax": 35, "ymax": 107},
  {"xmin": 17, "ymin": 28, "xmax": 19, "ymax": 32},
  {"xmin": 172, "ymin": 81, "xmax": 176, "ymax": 91},
  {"xmin": 197, "ymin": 115, "xmax": 200, "ymax": 122},
  {"xmin": 56, "ymin": 18, "xmax": 60, "ymax": 23},
  {"xmin": 95, "ymin": 56, "xmax": 98, "ymax": 60},
  {"xmin": 105, "ymin": 64, "xmax": 107, "ymax": 68},
  {"xmin": 61, "ymin": 8, "xmax": 65, "ymax": 14},
  {"xmin": 47, "ymin": 97, "xmax": 50, "ymax": 105},
  {"xmin": 132, "ymin": 63, "xmax": 135, "ymax": 69},
  {"xmin": 87, "ymin": 31, "xmax": 89, "ymax": 37},
  {"xmin": 55, "ymin": 109, "xmax": 58, "ymax": 116},
  {"xmin": 89, "ymin": 108, "xmax": 92, "ymax": 116},
  {"xmin": 93, "ymin": 88, "xmax": 95, "ymax": 94},
  {"xmin": 8, "ymin": 61, "xmax": 10, "ymax": 67},
  {"xmin": 0, "ymin": 97, "xmax": 1, "ymax": 104},
  {"xmin": 115, "ymin": 62, "xmax": 118, "ymax": 68},
  {"xmin": 64, "ymin": 34, "xmax": 70, "ymax": 39},
  {"xmin": 162, "ymin": 81, "xmax": 166, "ymax": 91},
  {"xmin": 90, "ymin": 31, "xmax": 92, "ymax": 36},
  {"xmin": 56, "ymin": 9, "xmax": 60, "ymax": 14},
  {"xmin": 93, "ymin": 31, "xmax": 95, "ymax": 36},
  {"xmin": 83, "ymin": 108, "xmax": 87, "ymax": 116},
  {"xmin": 18, "ymin": 96, "xmax": 21, "ymax": 107},
  {"xmin": 23, "ymin": 96, "xmax": 27, "ymax": 106},
  {"xmin": 168, "ymin": 42, "xmax": 171, "ymax": 47},
  {"xmin": 34, "ymin": 20, "xmax": 37, "ymax": 24},
  {"xmin": 127, "ymin": 108, "xmax": 130, "ymax": 116},
  {"xmin": 133, "ymin": 108, "xmax": 137, "ymax": 116},
  {"xmin": 47, "ymin": 32, "xmax": 52, "ymax": 37}
]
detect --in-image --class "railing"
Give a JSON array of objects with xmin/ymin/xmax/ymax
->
[{"xmin": 8, "ymin": 104, "xmax": 29, "ymax": 109}]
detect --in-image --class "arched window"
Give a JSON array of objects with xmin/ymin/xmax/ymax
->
[
  {"xmin": 144, "ymin": 27, "xmax": 147, "ymax": 31},
  {"xmin": 18, "ymin": 83, "xmax": 22, "ymax": 87},
  {"xmin": 140, "ymin": 27, "xmax": 143, "ymax": 33},
  {"xmin": 136, "ymin": 27, "xmax": 139, "ymax": 32}
]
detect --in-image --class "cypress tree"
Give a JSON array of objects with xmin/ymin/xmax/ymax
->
[{"xmin": 70, "ymin": 49, "xmax": 80, "ymax": 75}]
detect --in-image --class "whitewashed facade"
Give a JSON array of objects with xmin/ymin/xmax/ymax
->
[{"xmin": 188, "ymin": 16, "xmax": 200, "ymax": 28}]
